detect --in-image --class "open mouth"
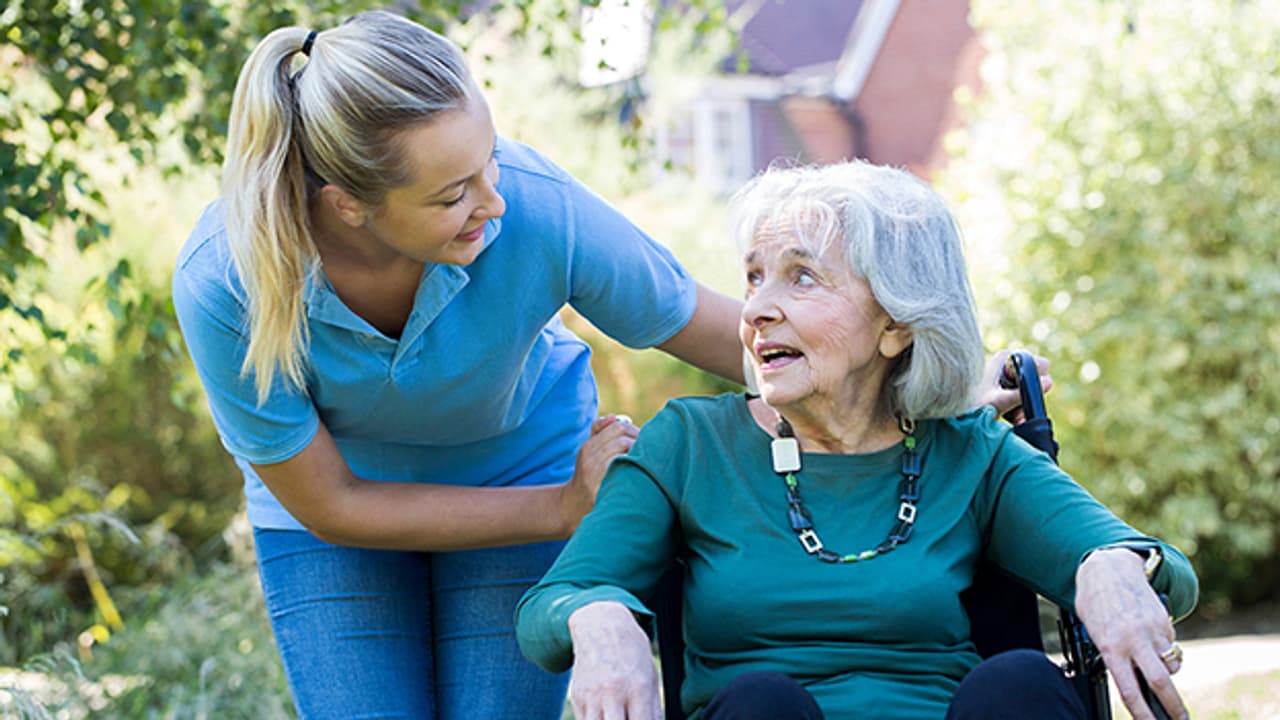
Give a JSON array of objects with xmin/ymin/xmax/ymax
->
[{"xmin": 757, "ymin": 345, "xmax": 804, "ymax": 370}]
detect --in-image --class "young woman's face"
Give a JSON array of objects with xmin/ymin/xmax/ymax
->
[
  {"xmin": 739, "ymin": 220, "xmax": 899, "ymax": 419},
  {"xmin": 362, "ymin": 95, "xmax": 505, "ymax": 266}
]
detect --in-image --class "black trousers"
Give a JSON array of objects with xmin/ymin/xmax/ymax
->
[{"xmin": 700, "ymin": 650, "xmax": 1088, "ymax": 720}]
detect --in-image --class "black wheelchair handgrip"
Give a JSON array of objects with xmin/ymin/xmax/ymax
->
[
  {"xmin": 1136, "ymin": 672, "xmax": 1173, "ymax": 720},
  {"xmin": 1000, "ymin": 350, "xmax": 1048, "ymax": 421}
]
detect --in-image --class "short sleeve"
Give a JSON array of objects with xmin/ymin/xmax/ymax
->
[
  {"xmin": 562, "ymin": 178, "xmax": 698, "ymax": 349},
  {"xmin": 172, "ymin": 243, "xmax": 319, "ymax": 465}
]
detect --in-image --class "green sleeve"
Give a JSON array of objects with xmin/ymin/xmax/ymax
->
[
  {"xmin": 514, "ymin": 405, "xmax": 687, "ymax": 673},
  {"xmin": 977, "ymin": 428, "xmax": 1199, "ymax": 621}
]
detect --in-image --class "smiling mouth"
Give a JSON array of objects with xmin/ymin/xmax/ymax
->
[{"xmin": 457, "ymin": 225, "xmax": 485, "ymax": 242}]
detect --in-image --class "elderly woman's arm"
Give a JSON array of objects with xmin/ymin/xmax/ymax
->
[
  {"xmin": 515, "ymin": 414, "xmax": 686, "ymax": 719},
  {"xmin": 1075, "ymin": 548, "xmax": 1189, "ymax": 720},
  {"xmin": 976, "ymin": 426, "xmax": 1197, "ymax": 720}
]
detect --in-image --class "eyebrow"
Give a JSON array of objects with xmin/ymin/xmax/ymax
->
[
  {"xmin": 743, "ymin": 245, "xmax": 817, "ymax": 266},
  {"xmin": 428, "ymin": 135, "xmax": 498, "ymax": 198}
]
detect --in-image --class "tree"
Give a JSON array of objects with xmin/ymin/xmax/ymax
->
[
  {"xmin": 0, "ymin": 0, "xmax": 735, "ymax": 667},
  {"xmin": 943, "ymin": 0, "xmax": 1280, "ymax": 612}
]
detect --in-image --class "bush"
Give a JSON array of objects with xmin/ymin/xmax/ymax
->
[
  {"xmin": 942, "ymin": 0, "xmax": 1280, "ymax": 612},
  {"xmin": 0, "ymin": 264, "xmax": 241, "ymax": 664}
]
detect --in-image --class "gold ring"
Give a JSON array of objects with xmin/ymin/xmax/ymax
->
[{"xmin": 1159, "ymin": 641, "xmax": 1184, "ymax": 665}]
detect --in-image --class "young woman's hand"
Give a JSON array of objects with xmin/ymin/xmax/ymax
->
[
  {"xmin": 567, "ymin": 601, "xmax": 662, "ymax": 720},
  {"xmin": 1076, "ymin": 548, "xmax": 1189, "ymax": 720},
  {"xmin": 560, "ymin": 415, "xmax": 639, "ymax": 533},
  {"xmin": 973, "ymin": 349, "xmax": 1052, "ymax": 423}
]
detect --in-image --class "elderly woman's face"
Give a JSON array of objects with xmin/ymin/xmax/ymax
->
[{"xmin": 739, "ymin": 223, "xmax": 899, "ymax": 416}]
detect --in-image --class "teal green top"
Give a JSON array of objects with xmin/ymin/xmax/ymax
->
[{"xmin": 515, "ymin": 393, "xmax": 1198, "ymax": 720}]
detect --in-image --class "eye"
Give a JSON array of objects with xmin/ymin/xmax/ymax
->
[
  {"xmin": 745, "ymin": 270, "xmax": 763, "ymax": 288},
  {"xmin": 795, "ymin": 268, "xmax": 819, "ymax": 287},
  {"xmin": 441, "ymin": 188, "xmax": 467, "ymax": 207}
]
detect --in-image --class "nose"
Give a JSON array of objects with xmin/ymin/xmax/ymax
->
[
  {"xmin": 742, "ymin": 283, "xmax": 781, "ymax": 329},
  {"xmin": 476, "ymin": 160, "xmax": 506, "ymax": 220}
]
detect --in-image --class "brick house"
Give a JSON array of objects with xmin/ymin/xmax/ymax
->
[{"xmin": 640, "ymin": 0, "xmax": 984, "ymax": 191}]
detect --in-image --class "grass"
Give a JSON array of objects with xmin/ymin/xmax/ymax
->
[{"xmin": 1183, "ymin": 670, "xmax": 1280, "ymax": 719}]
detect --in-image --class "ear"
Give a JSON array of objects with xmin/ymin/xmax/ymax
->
[
  {"xmin": 319, "ymin": 185, "xmax": 369, "ymax": 228},
  {"xmin": 879, "ymin": 321, "xmax": 914, "ymax": 360}
]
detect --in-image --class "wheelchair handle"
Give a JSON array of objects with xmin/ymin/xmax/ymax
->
[{"xmin": 999, "ymin": 350, "xmax": 1048, "ymax": 421}]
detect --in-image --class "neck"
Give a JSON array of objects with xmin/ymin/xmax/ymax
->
[
  {"xmin": 309, "ymin": 195, "xmax": 412, "ymax": 272},
  {"xmin": 785, "ymin": 410, "xmax": 903, "ymax": 455},
  {"xmin": 753, "ymin": 396, "xmax": 903, "ymax": 455}
]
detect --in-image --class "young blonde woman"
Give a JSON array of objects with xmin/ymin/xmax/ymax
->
[{"xmin": 172, "ymin": 10, "xmax": 745, "ymax": 719}]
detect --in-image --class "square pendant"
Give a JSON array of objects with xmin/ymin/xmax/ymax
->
[{"xmin": 771, "ymin": 437, "xmax": 801, "ymax": 473}]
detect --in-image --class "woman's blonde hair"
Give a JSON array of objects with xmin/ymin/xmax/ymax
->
[
  {"xmin": 222, "ymin": 11, "xmax": 472, "ymax": 403},
  {"xmin": 729, "ymin": 161, "xmax": 984, "ymax": 419}
]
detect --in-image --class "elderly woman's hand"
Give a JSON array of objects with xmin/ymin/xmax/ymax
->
[
  {"xmin": 1075, "ymin": 549, "xmax": 1188, "ymax": 720},
  {"xmin": 567, "ymin": 601, "xmax": 662, "ymax": 720},
  {"xmin": 974, "ymin": 350, "xmax": 1052, "ymax": 422}
]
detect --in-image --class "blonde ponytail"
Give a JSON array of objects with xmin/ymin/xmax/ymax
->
[{"xmin": 222, "ymin": 26, "xmax": 316, "ymax": 405}]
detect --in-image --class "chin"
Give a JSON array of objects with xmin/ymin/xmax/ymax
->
[{"xmin": 759, "ymin": 384, "xmax": 809, "ymax": 410}]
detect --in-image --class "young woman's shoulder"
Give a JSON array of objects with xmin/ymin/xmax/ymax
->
[
  {"xmin": 172, "ymin": 200, "xmax": 249, "ymax": 320},
  {"xmin": 174, "ymin": 200, "xmax": 237, "ymax": 285},
  {"xmin": 493, "ymin": 136, "xmax": 574, "ymax": 188}
]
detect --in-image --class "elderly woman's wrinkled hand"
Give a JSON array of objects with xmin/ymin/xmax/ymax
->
[
  {"xmin": 567, "ymin": 601, "xmax": 662, "ymax": 720},
  {"xmin": 1075, "ymin": 549, "xmax": 1189, "ymax": 720},
  {"xmin": 974, "ymin": 349, "xmax": 1052, "ymax": 422}
]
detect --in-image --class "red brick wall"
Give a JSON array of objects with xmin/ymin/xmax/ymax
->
[{"xmin": 853, "ymin": 0, "xmax": 983, "ymax": 178}]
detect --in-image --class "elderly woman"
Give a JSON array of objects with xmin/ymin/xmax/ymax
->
[{"xmin": 514, "ymin": 161, "xmax": 1197, "ymax": 720}]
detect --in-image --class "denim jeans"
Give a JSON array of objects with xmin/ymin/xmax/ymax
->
[{"xmin": 253, "ymin": 528, "xmax": 569, "ymax": 720}]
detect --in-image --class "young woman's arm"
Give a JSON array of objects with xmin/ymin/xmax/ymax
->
[
  {"xmin": 254, "ymin": 415, "xmax": 636, "ymax": 551},
  {"xmin": 656, "ymin": 282, "xmax": 746, "ymax": 384}
]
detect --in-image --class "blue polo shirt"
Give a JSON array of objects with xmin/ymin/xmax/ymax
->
[{"xmin": 173, "ymin": 137, "xmax": 698, "ymax": 529}]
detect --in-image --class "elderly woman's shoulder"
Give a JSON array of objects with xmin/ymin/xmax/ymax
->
[
  {"xmin": 650, "ymin": 392, "xmax": 749, "ymax": 427},
  {"xmin": 633, "ymin": 392, "xmax": 752, "ymax": 443},
  {"xmin": 930, "ymin": 406, "xmax": 1021, "ymax": 454}
]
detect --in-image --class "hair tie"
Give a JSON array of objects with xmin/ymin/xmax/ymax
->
[{"xmin": 301, "ymin": 30, "xmax": 317, "ymax": 57}]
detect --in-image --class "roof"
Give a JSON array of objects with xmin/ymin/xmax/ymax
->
[{"xmin": 721, "ymin": 0, "xmax": 867, "ymax": 75}]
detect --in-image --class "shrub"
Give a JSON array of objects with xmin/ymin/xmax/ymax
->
[{"xmin": 943, "ymin": 0, "xmax": 1280, "ymax": 612}]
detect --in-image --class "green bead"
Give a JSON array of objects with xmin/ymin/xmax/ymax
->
[{"xmin": 905, "ymin": 436, "xmax": 916, "ymax": 450}]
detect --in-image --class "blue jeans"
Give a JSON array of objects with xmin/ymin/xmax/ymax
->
[{"xmin": 253, "ymin": 528, "xmax": 569, "ymax": 720}]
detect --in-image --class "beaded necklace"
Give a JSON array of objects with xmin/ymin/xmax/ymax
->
[{"xmin": 771, "ymin": 415, "xmax": 921, "ymax": 563}]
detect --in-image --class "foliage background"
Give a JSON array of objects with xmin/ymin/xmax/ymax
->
[
  {"xmin": 942, "ymin": 0, "xmax": 1280, "ymax": 617},
  {"xmin": 1, "ymin": 0, "xmax": 1278, "ymax": 716}
]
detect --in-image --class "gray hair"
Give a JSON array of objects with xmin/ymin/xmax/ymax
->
[
  {"xmin": 729, "ymin": 161, "xmax": 984, "ymax": 419},
  {"xmin": 222, "ymin": 10, "xmax": 474, "ymax": 402}
]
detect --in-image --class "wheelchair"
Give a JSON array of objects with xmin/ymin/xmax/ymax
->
[{"xmin": 646, "ymin": 352, "xmax": 1166, "ymax": 720}]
